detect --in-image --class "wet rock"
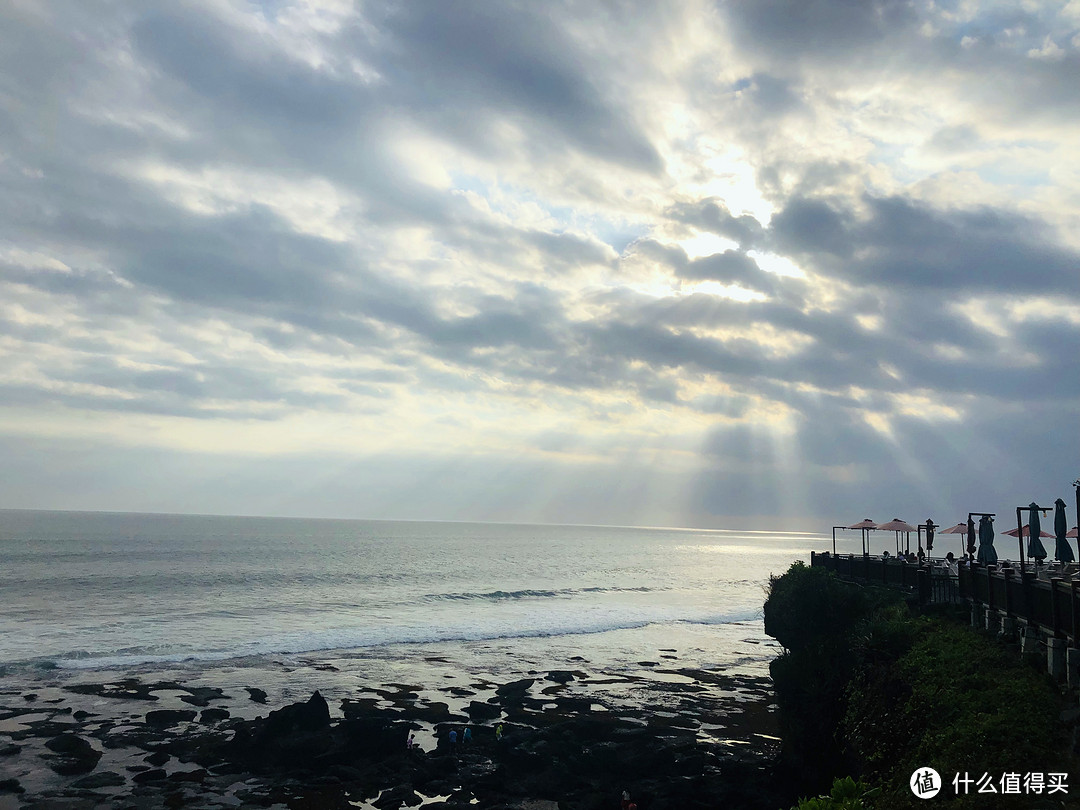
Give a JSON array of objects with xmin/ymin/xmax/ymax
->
[
  {"xmin": 66, "ymin": 679, "xmax": 180, "ymax": 701},
  {"xmin": 464, "ymin": 701, "xmax": 500, "ymax": 720},
  {"xmin": 200, "ymin": 707, "xmax": 231, "ymax": 723},
  {"xmin": 71, "ymin": 771, "xmax": 126, "ymax": 789},
  {"xmin": 264, "ymin": 690, "xmax": 330, "ymax": 736},
  {"xmin": 132, "ymin": 768, "xmax": 168, "ymax": 783},
  {"xmin": 44, "ymin": 734, "xmax": 101, "ymax": 775},
  {"xmin": 179, "ymin": 687, "xmax": 227, "ymax": 707},
  {"xmin": 146, "ymin": 709, "xmax": 197, "ymax": 728},
  {"xmin": 0, "ymin": 778, "xmax": 24, "ymax": 794},
  {"xmin": 545, "ymin": 671, "xmax": 574, "ymax": 684},
  {"xmin": 374, "ymin": 784, "xmax": 422, "ymax": 808},
  {"xmin": 494, "ymin": 679, "xmax": 534, "ymax": 700},
  {"xmin": 0, "ymin": 743, "xmax": 20, "ymax": 756},
  {"xmin": 145, "ymin": 750, "xmax": 170, "ymax": 766},
  {"xmin": 245, "ymin": 687, "xmax": 268, "ymax": 704},
  {"xmin": 167, "ymin": 769, "xmax": 207, "ymax": 784}
]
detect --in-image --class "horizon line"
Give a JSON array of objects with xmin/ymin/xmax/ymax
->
[{"xmin": 0, "ymin": 506, "xmax": 826, "ymax": 537}]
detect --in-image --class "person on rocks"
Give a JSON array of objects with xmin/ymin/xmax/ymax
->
[
  {"xmin": 448, "ymin": 728, "xmax": 458, "ymax": 755},
  {"xmin": 462, "ymin": 726, "xmax": 472, "ymax": 744},
  {"xmin": 407, "ymin": 732, "xmax": 415, "ymax": 750},
  {"xmin": 495, "ymin": 723, "xmax": 503, "ymax": 742},
  {"xmin": 621, "ymin": 789, "xmax": 631, "ymax": 809}
]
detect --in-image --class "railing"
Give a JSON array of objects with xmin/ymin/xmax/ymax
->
[{"xmin": 810, "ymin": 552, "xmax": 1079, "ymax": 641}]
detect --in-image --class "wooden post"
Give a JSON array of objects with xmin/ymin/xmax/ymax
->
[
  {"xmin": 1051, "ymin": 578, "xmax": 1063, "ymax": 637},
  {"xmin": 1071, "ymin": 580, "xmax": 1080, "ymax": 644}
]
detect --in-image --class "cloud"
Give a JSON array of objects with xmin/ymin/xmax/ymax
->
[{"xmin": 1, "ymin": 0, "xmax": 1079, "ymax": 526}]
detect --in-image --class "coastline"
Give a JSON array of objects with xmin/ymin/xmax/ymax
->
[{"xmin": 0, "ymin": 628, "xmax": 786, "ymax": 810}]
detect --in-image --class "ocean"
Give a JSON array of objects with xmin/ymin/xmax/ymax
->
[{"xmin": 0, "ymin": 510, "xmax": 836, "ymax": 693}]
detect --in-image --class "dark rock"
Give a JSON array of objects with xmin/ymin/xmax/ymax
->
[
  {"xmin": 264, "ymin": 691, "xmax": 330, "ymax": 736},
  {"xmin": 23, "ymin": 693, "xmax": 37, "ymax": 702},
  {"xmin": 0, "ymin": 778, "xmax": 24, "ymax": 794},
  {"xmin": 71, "ymin": 771, "xmax": 126, "ymax": 789},
  {"xmin": 0, "ymin": 743, "xmax": 20, "ymax": 756},
  {"xmin": 178, "ymin": 687, "xmax": 227, "ymax": 707},
  {"xmin": 545, "ymin": 671, "xmax": 575, "ymax": 684},
  {"xmin": 464, "ymin": 701, "xmax": 500, "ymax": 720},
  {"xmin": 200, "ymin": 707, "xmax": 230, "ymax": 723},
  {"xmin": 45, "ymin": 733, "xmax": 96, "ymax": 756},
  {"xmin": 245, "ymin": 687, "xmax": 268, "ymax": 703},
  {"xmin": 494, "ymin": 678, "xmax": 534, "ymax": 700},
  {"xmin": 145, "ymin": 750, "xmax": 170, "ymax": 766},
  {"xmin": 145, "ymin": 709, "xmax": 197, "ymax": 728},
  {"xmin": 72, "ymin": 710, "xmax": 94, "ymax": 720},
  {"xmin": 66, "ymin": 678, "xmax": 180, "ymax": 701},
  {"xmin": 167, "ymin": 769, "xmax": 207, "ymax": 783},
  {"xmin": 132, "ymin": 768, "xmax": 168, "ymax": 783},
  {"xmin": 374, "ymin": 784, "xmax": 422, "ymax": 808}
]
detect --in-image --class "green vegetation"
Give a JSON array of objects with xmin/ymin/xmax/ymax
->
[
  {"xmin": 765, "ymin": 562, "xmax": 1073, "ymax": 808},
  {"xmin": 792, "ymin": 777, "xmax": 880, "ymax": 810}
]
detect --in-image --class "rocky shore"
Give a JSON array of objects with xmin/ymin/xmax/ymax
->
[{"xmin": 0, "ymin": 662, "xmax": 785, "ymax": 810}]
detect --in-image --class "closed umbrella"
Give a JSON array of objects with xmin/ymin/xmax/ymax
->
[
  {"xmin": 1028, "ymin": 503, "xmax": 1048, "ymax": 561},
  {"xmin": 967, "ymin": 517, "xmax": 977, "ymax": 557},
  {"xmin": 1054, "ymin": 498, "xmax": 1074, "ymax": 562},
  {"xmin": 976, "ymin": 515, "xmax": 997, "ymax": 564},
  {"xmin": 924, "ymin": 518, "xmax": 935, "ymax": 552}
]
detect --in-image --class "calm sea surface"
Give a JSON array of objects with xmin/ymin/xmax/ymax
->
[{"xmin": 0, "ymin": 511, "xmax": 836, "ymax": 677}]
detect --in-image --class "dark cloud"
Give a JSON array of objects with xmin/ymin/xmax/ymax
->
[
  {"xmin": 665, "ymin": 198, "xmax": 765, "ymax": 248},
  {"xmin": 723, "ymin": 0, "xmax": 919, "ymax": 61},
  {"xmin": 771, "ymin": 194, "xmax": 1080, "ymax": 293}
]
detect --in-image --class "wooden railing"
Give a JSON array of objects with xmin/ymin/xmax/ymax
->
[{"xmin": 810, "ymin": 552, "xmax": 1079, "ymax": 641}]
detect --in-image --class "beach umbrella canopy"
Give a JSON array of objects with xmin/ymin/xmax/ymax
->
[
  {"xmin": 877, "ymin": 518, "xmax": 917, "ymax": 532},
  {"xmin": 940, "ymin": 523, "xmax": 968, "ymax": 535},
  {"xmin": 1054, "ymin": 498, "xmax": 1074, "ymax": 562},
  {"xmin": 1028, "ymin": 504, "xmax": 1048, "ymax": 561},
  {"xmin": 1003, "ymin": 524, "xmax": 1054, "ymax": 538},
  {"xmin": 1069, "ymin": 527, "xmax": 1079, "ymax": 539},
  {"xmin": 847, "ymin": 519, "xmax": 877, "ymax": 529},
  {"xmin": 976, "ymin": 515, "xmax": 998, "ymax": 564},
  {"xmin": 845, "ymin": 518, "xmax": 877, "ymax": 554}
]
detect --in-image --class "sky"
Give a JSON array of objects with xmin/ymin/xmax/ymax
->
[{"xmin": 1, "ymin": 0, "xmax": 1079, "ymax": 530}]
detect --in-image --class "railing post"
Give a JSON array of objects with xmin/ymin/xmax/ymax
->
[
  {"xmin": 1051, "ymin": 578, "xmax": 1064, "ymax": 638},
  {"xmin": 1023, "ymin": 572, "xmax": 1036, "ymax": 633},
  {"xmin": 986, "ymin": 566, "xmax": 994, "ymax": 612},
  {"xmin": 917, "ymin": 567, "xmax": 929, "ymax": 606},
  {"xmin": 1071, "ymin": 580, "xmax": 1080, "ymax": 644},
  {"xmin": 1003, "ymin": 568, "xmax": 1012, "ymax": 617}
]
